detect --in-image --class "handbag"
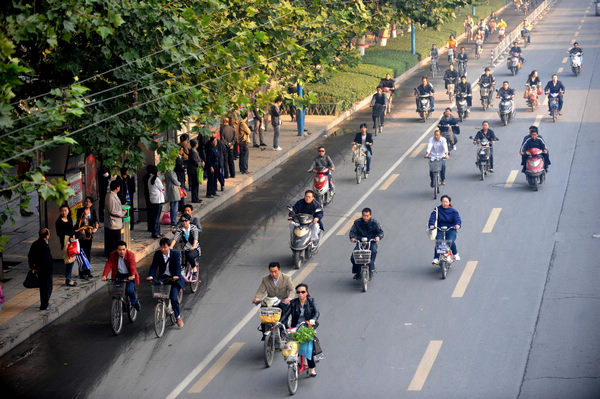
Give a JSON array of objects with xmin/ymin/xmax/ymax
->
[
  {"xmin": 76, "ymin": 250, "xmax": 92, "ymax": 271},
  {"xmin": 67, "ymin": 239, "xmax": 80, "ymax": 256},
  {"xmin": 63, "ymin": 237, "xmax": 76, "ymax": 264},
  {"xmin": 313, "ymin": 336, "xmax": 323, "ymax": 356},
  {"xmin": 197, "ymin": 166, "xmax": 204, "ymax": 184},
  {"xmin": 178, "ymin": 186, "xmax": 186, "ymax": 199},
  {"xmin": 537, "ymin": 89, "xmax": 543, "ymax": 96},
  {"xmin": 429, "ymin": 207, "xmax": 438, "ymax": 241},
  {"xmin": 23, "ymin": 270, "xmax": 40, "ymax": 288},
  {"xmin": 161, "ymin": 212, "xmax": 171, "ymax": 225}
]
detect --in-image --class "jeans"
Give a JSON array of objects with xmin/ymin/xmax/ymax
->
[
  {"xmin": 273, "ymin": 125, "xmax": 281, "ymax": 148},
  {"xmin": 170, "ymin": 284, "xmax": 182, "ymax": 318},
  {"xmin": 252, "ymin": 124, "xmax": 265, "ymax": 145},
  {"xmin": 184, "ymin": 248, "xmax": 200, "ymax": 267},
  {"xmin": 365, "ymin": 151, "xmax": 372, "ymax": 172},
  {"xmin": 117, "ymin": 273, "xmax": 139, "ymax": 305},
  {"xmin": 351, "ymin": 241, "xmax": 378, "ymax": 273},
  {"xmin": 429, "ymin": 159, "xmax": 447, "ymax": 183},
  {"xmin": 239, "ymin": 142, "xmax": 249, "ymax": 173},
  {"xmin": 169, "ymin": 201, "xmax": 178, "ymax": 227},
  {"xmin": 433, "ymin": 228, "xmax": 457, "ymax": 258},
  {"xmin": 218, "ymin": 165, "xmax": 225, "ymax": 189},
  {"xmin": 65, "ymin": 261, "xmax": 74, "ymax": 283},
  {"xmin": 150, "ymin": 203, "xmax": 163, "ymax": 237}
]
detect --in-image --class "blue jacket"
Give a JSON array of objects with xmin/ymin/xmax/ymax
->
[
  {"xmin": 429, "ymin": 206, "xmax": 462, "ymax": 228},
  {"xmin": 353, "ymin": 132, "xmax": 374, "ymax": 154},
  {"xmin": 149, "ymin": 250, "xmax": 185, "ymax": 289},
  {"xmin": 349, "ymin": 218, "xmax": 384, "ymax": 240}
]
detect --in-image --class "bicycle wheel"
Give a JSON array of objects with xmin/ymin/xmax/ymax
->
[
  {"xmin": 263, "ymin": 333, "xmax": 275, "ymax": 367},
  {"xmin": 433, "ymin": 173, "xmax": 439, "ymax": 199},
  {"xmin": 287, "ymin": 363, "xmax": 299, "ymax": 395},
  {"xmin": 361, "ymin": 265, "xmax": 369, "ymax": 292},
  {"xmin": 154, "ymin": 301, "xmax": 166, "ymax": 338},
  {"xmin": 127, "ymin": 297, "xmax": 138, "ymax": 323},
  {"xmin": 356, "ymin": 166, "xmax": 362, "ymax": 184},
  {"xmin": 440, "ymin": 261, "xmax": 447, "ymax": 280},
  {"xmin": 111, "ymin": 298, "xmax": 124, "ymax": 335},
  {"xmin": 190, "ymin": 267, "xmax": 200, "ymax": 293}
]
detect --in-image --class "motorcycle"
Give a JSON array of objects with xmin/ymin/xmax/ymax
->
[
  {"xmin": 475, "ymin": 38, "xmax": 483, "ymax": 59},
  {"xmin": 525, "ymin": 84, "xmax": 540, "ymax": 112},
  {"xmin": 457, "ymin": 59, "xmax": 467, "ymax": 77},
  {"xmin": 352, "ymin": 238, "xmax": 376, "ymax": 292},
  {"xmin": 352, "ymin": 147, "xmax": 368, "ymax": 184},
  {"xmin": 455, "ymin": 91, "xmax": 469, "ymax": 121},
  {"xmin": 524, "ymin": 147, "xmax": 546, "ymax": 191},
  {"xmin": 470, "ymin": 136, "xmax": 492, "ymax": 180},
  {"xmin": 445, "ymin": 79, "xmax": 456, "ymax": 102},
  {"xmin": 439, "ymin": 122, "xmax": 457, "ymax": 150},
  {"xmin": 258, "ymin": 297, "xmax": 286, "ymax": 368},
  {"xmin": 546, "ymin": 91, "xmax": 562, "ymax": 122},
  {"xmin": 415, "ymin": 92, "xmax": 432, "ymax": 122},
  {"xmin": 480, "ymin": 82, "xmax": 492, "ymax": 110},
  {"xmin": 287, "ymin": 206, "xmax": 321, "ymax": 269},
  {"xmin": 430, "ymin": 226, "xmax": 456, "ymax": 279},
  {"xmin": 507, "ymin": 52, "xmax": 522, "ymax": 76},
  {"xmin": 498, "ymin": 92, "xmax": 515, "ymax": 125},
  {"xmin": 570, "ymin": 53, "xmax": 582, "ymax": 76},
  {"xmin": 311, "ymin": 167, "xmax": 334, "ymax": 206}
]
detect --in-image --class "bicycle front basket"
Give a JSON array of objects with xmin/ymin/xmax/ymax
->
[
  {"xmin": 152, "ymin": 284, "xmax": 171, "ymax": 299},
  {"xmin": 429, "ymin": 159, "xmax": 443, "ymax": 173},
  {"xmin": 259, "ymin": 307, "xmax": 282, "ymax": 324},
  {"xmin": 352, "ymin": 249, "xmax": 372, "ymax": 264},
  {"xmin": 107, "ymin": 280, "xmax": 126, "ymax": 297}
]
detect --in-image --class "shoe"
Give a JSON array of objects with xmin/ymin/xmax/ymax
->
[
  {"xmin": 151, "ymin": 235, "xmax": 161, "ymax": 239},
  {"xmin": 489, "ymin": 169, "xmax": 494, "ymax": 173},
  {"xmin": 66, "ymin": 281, "xmax": 77, "ymax": 287},
  {"xmin": 192, "ymin": 200, "xmax": 203, "ymax": 203},
  {"xmin": 133, "ymin": 302, "xmax": 141, "ymax": 311},
  {"xmin": 453, "ymin": 145, "xmax": 457, "ymax": 151},
  {"xmin": 221, "ymin": 187, "xmax": 224, "ymax": 191},
  {"xmin": 253, "ymin": 144, "xmax": 260, "ymax": 148},
  {"xmin": 353, "ymin": 273, "xmax": 361, "ymax": 280},
  {"xmin": 373, "ymin": 124, "xmax": 376, "ymax": 129},
  {"xmin": 40, "ymin": 305, "xmax": 51, "ymax": 311},
  {"xmin": 274, "ymin": 146, "xmax": 282, "ymax": 151},
  {"xmin": 206, "ymin": 195, "xmax": 214, "ymax": 198},
  {"xmin": 440, "ymin": 181, "xmax": 446, "ymax": 186},
  {"xmin": 260, "ymin": 143, "xmax": 267, "ymax": 146},
  {"xmin": 454, "ymin": 253, "xmax": 461, "ymax": 261},
  {"xmin": 365, "ymin": 173, "xmax": 369, "ymax": 179},
  {"xmin": 432, "ymin": 258, "xmax": 439, "ymax": 265},
  {"xmin": 176, "ymin": 317, "xmax": 184, "ymax": 328},
  {"xmin": 260, "ymin": 126, "xmax": 265, "ymax": 131},
  {"xmin": 430, "ymin": 182, "xmax": 434, "ymax": 188},
  {"xmin": 309, "ymin": 370, "xmax": 317, "ymax": 377}
]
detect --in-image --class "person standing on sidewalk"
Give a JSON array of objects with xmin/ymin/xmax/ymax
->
[
  {"xmin": 55, "ymin": 204, "xmax": 77, "ymax": 287},
  {"xmin": 75, "ymin": 196, "xmax": 98, "ymax": 278},
  {"xmin": 237, "ymin": 112, "xmax": 252, "ymax": 174},
  {"xmin": 116, "ymin": 167, "xmax": 136, "ymax": 230},
  {"xmin": 220, "ymin": 118, "xmax": 237, "ymax": 179},
  {"xmin": 28, "ymin": 228, "xmax": 54, "ymax": 310},
  {"xmin": 271, "ymin": 96, "xmax": 283, "ymax": 151},
  {"xmin": 205, "ymin": 137, "xmax": 220, "ymax": 198},
  {"xmin": 102, "ymin": 240, "xmax": 140, "ymax": 311},
  {"xmin": 252, "ymin": 104, "xmax": 267, "ymax": 147},
  {"xmin": 148, "ymin": 166, "xmax": 165, "ymax": 239},
  {"xmin": 175, "ymin": 146, "xmax": 187, "ymax": 210},
  {"xmin": 164, "ymin": 168, "xmax": 181, "ymax": 229},
  {"xmin": 179, "ymin": 133, "xmax": 191, "ymax": 163},
  {"xmin": 188, "ymin": 139, "xmax": 203, "ymax": 204},
  {"xmin": 105, "ymin": 180, "xmax": 126, "ymax": 255}
]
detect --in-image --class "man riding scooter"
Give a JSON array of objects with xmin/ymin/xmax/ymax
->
[
  {"xmin": 289, "ymin": 190, "xmax": 323, "ymax": 246},
  {"xmin": 309, "ymin": 146, "xmax": 335, "ymax": 193},
  {"xmin": 349, "ymin": 208, "xmax": 384, "ymax": 280},
  {"xmin": 520, "ymin": 126, "xmax": 550, "ymax": 173},
  {"xmin": 439, "ymin": 108, "xmax": 460, "ymax": 151}
]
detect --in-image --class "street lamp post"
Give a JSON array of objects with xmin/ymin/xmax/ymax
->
[
  {"xmin": 296, "ymin": 83, "xmax": 305, "ymax": 136},
  {"xmin": 411, "ymin": 22, "xmax": 415, "ymax": 55}
]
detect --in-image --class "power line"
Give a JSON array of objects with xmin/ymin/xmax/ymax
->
[{"xmin": 1, "ymin": 25, "xmax": 348, "ymax": 164}]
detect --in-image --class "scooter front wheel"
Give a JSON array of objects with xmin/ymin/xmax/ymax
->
[{"xmin": 293, "ymin": 250, "xmax": 302, "ymax": 269}]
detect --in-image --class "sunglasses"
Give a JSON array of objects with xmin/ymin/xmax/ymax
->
[
  {"xmin": 296, "ymin": 290, "xmax": 306, "ymax": 294},
  {"xmin": 318, "ymin": 150, "xmax": 325, "ymax": 153}
]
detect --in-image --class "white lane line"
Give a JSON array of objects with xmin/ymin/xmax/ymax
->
[
  {"xmin": 505, "ymin": 170, "xmax": 519, "ymax": 188},
  {"xmin": 561, "ymin": 57, "xmax": 568, "ymax": 64},
  {"xmin": 533, "ymin": 114, "xmax": 543, "ymax": 127},
  {"xmin": 408, "ymin": 340, "xmax": 443, "ymax": 391},
  {"xmin": 482, "ymin": 208, "xmax": 502, "ymax": 234},
  {"xmin": 379, "ymin": 173, "xmax": 400, "ymax": 190},
  {"xmin": 542, "ymin": 96, "xmax": 548, "ymax": 106},
  {"xmin": 167, "ymin": 115, "xmax": 446, "ymax": 399},
  {"xmin": 557, "ymin": 67, "xmax": 564, "ymax": 74},
  {"xmin": 574, "ymin": 31, "xmax": 579, "ymax": 37},
  {"xmin": 452, "ymin": 261, "xmax": 479, "ymax": 298},
  {"xmin": 188, "ymin": 343, "xmax": 245, "ymax": 393}
]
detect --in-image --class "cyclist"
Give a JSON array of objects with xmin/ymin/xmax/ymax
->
[
  {"xmin": 102, "ymin": 240, "xmax": 141, "ymax": 311},
  {"xmin": 424, "ymin": 128, "xmax": 449, "ymax": 187},
  {"xmin": 147, "ymin": 238, "xmax": 185, "ymax": 328},
  {"xmin": 352, "ymin": 123, "xmax": 374, "ymax": 177},
  {"xmin": 170, "ymin": 213, "xmax": 200, "ymax": 274},
  {"xmin": 349, "ymin": 207, "xmax": 384, "ymax": 279},
  {"xmin": 253, "ymin": 262, "xmax": 294, "ymax": 339},
  {"xmin": 370, "ymin": 86, "xmax": 387, "ymax": 129},
  {"xmin": 457, "ymin": 47, "xmax": 469, "ymax": 76}
]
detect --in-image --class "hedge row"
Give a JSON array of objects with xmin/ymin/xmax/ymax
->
[{"xmin": 305, "ymin": 71, "xmax": 380, "ymax": 110}]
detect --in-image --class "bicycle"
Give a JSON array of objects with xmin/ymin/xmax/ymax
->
[
  {"xmin": 107, "ymin": 278, "xmax": 138, "ymax": 335},
  {"xmin": 257, "ymin": 299, "xmax": 285, "ymax": 368},
  {"xmin": 428, "ymin": 156, "xmax": 444, "ymax": 200},
  {"xmin": 352, "ymin": 238, "xmax": 376, "ymax": 292},
  {"xmin": 180, "ymin": 250, "xmax": 201, "ymax": 294},
  {"xmin": 151, "ymin": 278, "xmax": 183, "ymax": 338},
  {"xmin": 280, "ymin": 321, "xmax": 316, "ymax": 395},
  {"xmin": 430, "ymin": 57, "xmax": 439, "ymax": 78},
  {"xmin": 352, "ymin": 148, "xmax": 367, "ymax": 184}
]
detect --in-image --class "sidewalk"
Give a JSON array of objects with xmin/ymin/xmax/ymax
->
[{"xmin": 0, "ymin": 0, "xmax": 548, "ymax": 357}]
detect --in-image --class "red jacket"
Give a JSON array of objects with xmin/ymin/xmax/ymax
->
[{"xmin": 103, "ymin": 250, "xmax": 139, "ymax": 285}]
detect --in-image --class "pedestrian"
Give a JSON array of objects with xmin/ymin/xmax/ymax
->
[
  {"xmin": 142, "ymin": 165, "xmax": 153, "ymax": 232},
  {"xmin": 148, "ymin": 165, "xmax": 165, "ymax": 239},
  {"xmin": 179, "ymin": 133, "xmax": 191, "ymax": 163},
  {"xmin": 75, "ymin": 196, "xmax": 98, "ymax": 277},
  {"xmin": 28, "ymin": 228, "xmax": 54, "ymax": 310},
  {"xmin": 116, "ymin": 167, "xmax": 136, "ymax": 230},
  {"xmin": 217, "ymin": 136, "xmax": 227, "ymax": 191},
  {"xmin": 55, "ymin": 204, "xmax": 77, "ymax": 286},
  {"xmin": 280, "ymin": 283, "xmax": 320, "ymax": 377},
  {"xmin": 270, "ymin": 96, "xmax": 283, "ymax": 151},
  {"xmin": 220, "ymin": 118, "xmax": 237, "ymax": 178},
  {"xmin": 104, "ymin": 180, "xmax": 126, "ymax": 256},
  {"xmin": 237, "ymin": 112, "xmax": 252, "ymax": 174},
  {"xmin": 175, "ymin": 146, "xmax": 187, "ymax": 209},
  {"xmin": 252, "ymin": 104, "xmax": 267, "ymax": 147},
  {"xmin": 205, "ymin": 137, "xmax": 220, "ymax": 198},
  {"xmin": 164, "ymin": 167, "xmax": 181, "ymax": 229},
  {"xmin": 188, "ymin": 139, "xmax": 203, "ymax": 203},
  {"xmin": 98, "ymin": 165, "xmax": 111, "ymax": 221},
  {"xmin": 101, "ymin": 240, "xmax": 141, "ymax": 311}
]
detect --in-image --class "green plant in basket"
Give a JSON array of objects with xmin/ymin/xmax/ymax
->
[{"xmin": 291, "ymin": 326, "xmax": 316, "ymax": 343}]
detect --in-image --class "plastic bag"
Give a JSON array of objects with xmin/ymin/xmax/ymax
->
[{"xmin": 298, "ymin": 341, "xmax": 313, "ymax": 361}]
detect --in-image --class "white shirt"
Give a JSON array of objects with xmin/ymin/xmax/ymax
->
[
  {"xmin": 426, "ymin": 136, "xmax": 448, "ymax": 159},
  {"xmin": 149, "ymin": 176, "xmax": 165, "ymax": 204},
  {"xmin": 273, "ymin": 276, "xmax": 280, "ymax": 286},
  {"xmin": 117, "ymin": 256, "xmax": 128, "ymax": 275},
  {"xmin": 162, "ymin": 251, "xmax": 172, "ymax": 276},
  {"xmin": 360, "ymin": 134, "xmax": 367, "ymax": 152}
]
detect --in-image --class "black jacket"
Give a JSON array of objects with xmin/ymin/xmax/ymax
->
[
  {"xmin": 349, "ymin": 218, "xmax": 384, "ymax": 241},
  {"xmin": 544, "ymin": 81, "xmax": 565, "ymax": 94},
  {"xmin": 116, "ymin": 175, "xmax": 136, "ymax": 205},
  {"xmin": 455, "ymin": 82, "xmax": 472, "ymax": 96},
  {"xmin": 478, "ymin": 74, "xmax": 496, "ymax": 86},
  {"xmin": 205, "ymin": 145, "xmax": 220, "ymax": 170},
  {"xmin": 474, "ymin": 129, "xmax": 498, "ymax": 145},
  {"xmin": 281, "ymin": 297, "xmax": 320, "ymax": 328},
  {"xmin": 416, "ymin": 83, "xmax": 435, "ymax": 95},
  {"xmin": 291, "ymin": 198, "xmax": 323, "ymax": 230},
  {"xmin": 28, "ymin": 238, "xmax": 53, "ymax": 276},
  {"xmin": 175, "ymin": 155, "xmax": 186, "ymax": 183},
  {"xmin": 353, "ymin": 132, "xmax": 373, "ymax": 154},
  {"xmin": 443, "ymin": 70, "xmax": 459, "ymax": 84}
]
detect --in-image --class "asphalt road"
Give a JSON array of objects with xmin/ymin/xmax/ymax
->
[{"xmin": 1, "ymin": 0, "xmax": 599, "ymax": 398}]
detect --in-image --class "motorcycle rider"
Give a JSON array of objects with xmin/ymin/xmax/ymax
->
[
  {"xmin": 497, "ymin": 81, "xmax": 515, "ymax": 100},
  {"xmin": 428, "ymin": 195, "xmax": 462, "ymax": 265},
  {"xmin": 477, "ymin": 67, "xmax": 496, "ymax": 106},
  {"xmin": 424, "ymin": 127, "xmax": 450, "ymax": 187},
  {"xmin": 497, "ymin": 18, "xmax": 507, "ymax": 34},
  {"xmin": 525, "ymin": 70, "xmax": 541, "ymax": 107},
  {"xmin": 569, "ymin": 41, "xmax": 584, "ymax": 65},
  {"xmin": 309, "ymin": 146, "xmax": 335, "ymax": 192},
  {"xmin": 439, "ymin": 108, "xmax": 460, "ymax": 151},
  {"xmin": 443, "ymin": 64, "xmax": 459, "ymax": 92},
  {"xmin": 455, "ymin": 75, "xmax": 473, "ymax": 112},
  {"xmin": 510, "ymin": 41, "xmax": 524, "ymax": 65},
  {"xmin": 521, "ymin": 19, "xmax": 532, "ymax": 43},
  {"xmin": 349, "ymin": 207, "xmax": 384, "ymax": 279},
  {"xmin": 544, "ymin": 74, "xmax": 565, "ymax": 115},
  {"xmin": 520, "ymin": 126, "xmax": 550, "ymax": 172},
  {"xmin": 415, "ymin": 75, "xmax": 435, "ymax": 112},
  {"xmin": 473, "ymin": 121, "xmax": 498, "ymax": 172},
  {"xmin": 370, "ymin": 86, "xmax": 387, "ymax": 128},
  {"xmin": 457, "ymin": 47, "xmax": 469, "ymax": 75},
  {"xmin": 288, "ymin": 190, "xmax": 323, "ymax": 243},
  {"xmin": 352, "ymin": 123, "xmax": 374, "ymax": 176}
]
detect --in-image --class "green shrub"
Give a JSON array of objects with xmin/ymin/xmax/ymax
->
[
  {"xmin": 362, "ymin": 50, "xmax": 419, "ymax": 76},
  {"xmin": 343, "ymin": 63, "xmax": 393, "ymax": 78},
  {"xmin": 305, "ymin": 71, "xmax": 380, "ymax": 111}
]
